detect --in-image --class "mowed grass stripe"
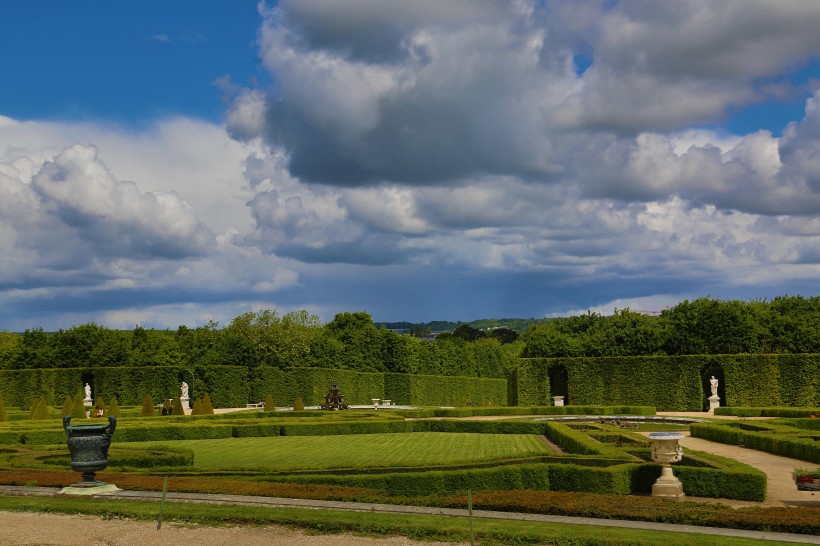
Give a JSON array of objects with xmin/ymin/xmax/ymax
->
[{"xmin": 136, "ymin": 433, "xmax": 550, "ymax": 471}]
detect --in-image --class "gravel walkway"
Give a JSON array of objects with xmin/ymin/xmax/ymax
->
[{"xmin": 0, "ymin": 510, "xmax": 465, "ymax": 546}]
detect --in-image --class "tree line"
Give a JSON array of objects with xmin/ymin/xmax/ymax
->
[
  {"xmin": 521, "ymin": 296, "xmax": 820, "ymax": 357},
  {"xmin": 1, "ymin": 296, "xmax": 817, "ymax": 376},
  {"xmin": 0, "ymin": 310, "xmax": 516, "ymax": 378}
]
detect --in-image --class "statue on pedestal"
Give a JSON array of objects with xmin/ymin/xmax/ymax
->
[{"xmin": 710, "ymin": 376, "xmax": 718, "ymax": 397}]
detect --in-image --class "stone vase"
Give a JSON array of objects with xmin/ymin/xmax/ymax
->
[
  {"xmin": 63, "ymin": 416, "xmax": 117, "ymax": 490},
  {"xmin": 648, "ymin": 432, "xmax": 685, "ymax": 499}
]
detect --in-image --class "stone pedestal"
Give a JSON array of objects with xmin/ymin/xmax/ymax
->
[
  {"xmin": 372, "ymin": 398, "xmax": 380, "ymax": 409},
  {"xmin": 83, "ymin": 397, "xmax": 93, "ymax": 407},
  {"xmin": 552, "ymin": 396, "xmax": 565, "ymax": 407},
  {"xmin": 648, "ymin": 432, "xmax": 685, "ymax": 500},
  {"xmin": 708, "ymin": 395, "xmax": 720, "ymax": 413},
  {"xmin": 652, "ymin": 466, "xmax": 684, "ymax": 499},
  {"xmin": 180, "ymin": 396, "xmax": 190, "ymax": 409}
]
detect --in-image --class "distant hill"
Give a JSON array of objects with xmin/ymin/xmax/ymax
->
[{"xmin": 375, "ymin": 317, "xmax": 552, "ymax": 334}]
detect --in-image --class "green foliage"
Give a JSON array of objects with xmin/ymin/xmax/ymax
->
[
  {"xmin": 140, "ymin": 394, "xmax": 155, "ymax": 417},
  {"xmin": 264, "ymin": 393, "xmax": 275, "ymax": 411},
  {"xmin": 224, "ymin": 309, "xmax": 321, "ymax": 368},
  {"xmin": 106, "ymin": 396, "xmax": 120, "ymax": 417},
  {"xmin": 70, "ymin": 390, "xmax": 87, "ymax": 419},
  {"xmin": 691, "ymin": 421, "xmax": 820, "ymax": 463},
  {"xmin": 0, "ymin": 392, "xmax": 6, "ymax": 422},
  {"xmin": 93, "ymin": 396, "xmax": 105, "ymax": 417},
  {"xmin": 293, "ymin": 395, "xmax": 305, "ymax": 411},
  {"xmin": 201, "ymin": 393, "xmax": 214, "ymax": 414},
  {"xmin": 29, "ymin": 396, "xmax": 50, "ymax": 420},
  {"xmin": 60, "ymin": 395, "xmax": 73, "ymax": 418},
  {"xmin": 384, "ymin": 373, "xmax": 506, "ymax": 406},
  {"xmin": 172, "ymin": 397, "xmax": 185, "ymax": 416},
  {"xmin": 191, "ymin": 398, "xmax": 202, "ymax": 415}
]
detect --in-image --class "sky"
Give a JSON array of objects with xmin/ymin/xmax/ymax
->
[{"xmin": 2, "ymin": 0, "xmax": 820, "ymax": 331}]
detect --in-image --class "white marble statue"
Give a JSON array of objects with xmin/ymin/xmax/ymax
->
[
  {"xmin": 84, "ymin": 383, "xmax": 91, "ymax": 400},
  {"xmin": 710, "ymin": 376, "xmax": 718, "ymax": 397},
  {"xmin": 181, "ymin": 381, "xmax": 189, "ymax": 399}
]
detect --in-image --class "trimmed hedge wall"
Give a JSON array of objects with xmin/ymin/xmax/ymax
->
[
  {"xmin": 714, "ymin": 407, "xmax": 820, "ymax": 418},
  {"xmin": 384, "ymin": 373, "xmax": 505, "ymax": 406},
  {"xmin": 1, "ymin": 366, "xmax": 505, "ymax": 409},
  {"xmin": 517, "ymin": 354, "xmax": 820, "ymax": 410}
]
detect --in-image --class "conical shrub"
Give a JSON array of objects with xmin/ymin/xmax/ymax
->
[
  {"xmin": 106, "ymin": 396, "xmax": 120, "ymax": 418},
  {"xmin": 293, "ymin": 395, "xmax": 304, "ymax": 411},
  {"xmin": 61, "ymin": 395, "xmax": 74, "ymax": 418},
  {"xmin": 201, "ymin": 393, "xmax": 214, "ymax": 414},
  {"xmin": 191, "ymin": 398, "xmax": 202, "ymax": 415},
  {"xmin": 93, "ymin": 396, "xmax": 105, "ymax": 418},
  {"xmin": 32, "ymin": 397, "xmax": 50, "ymax": 420},
  {"xmin": 264, "ymin": 393, "xmax": 275, "ymax": 412},
  {"xmin": 28, "ymin": 396, "xmax": 40, "ymax": 420},
  {"xmin": 140, "ymin": 393, "xmax": 155, "ymax": 417},
  {"xmin": 172, "ymin": 396, "xmax": 185, "ymax": 416},
  {"xmin": 71, "ymin": 390, "xmax": 87, "ymax": 419},
  {"xmin": 0, "ymin": 392, "xmax": 6, "ymax": 422}
]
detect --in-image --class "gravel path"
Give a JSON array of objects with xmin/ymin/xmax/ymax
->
[
  {"xmin": 676, "ymin": 432, "xmax": 819, "ymax": 507},
  {"xmin": 0, "ymin": 510, "xmax": 465, "ymax": 546}
]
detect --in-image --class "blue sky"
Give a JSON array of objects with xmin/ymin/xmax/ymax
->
[{"xmin": 2, "ymin": 0, "xmax": 820, "ymax": 330}]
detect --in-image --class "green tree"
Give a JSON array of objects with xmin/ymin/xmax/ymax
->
[
  {"xmin": 30, "ymin": 396, "xmax": 50, "ymax": 420},
  {"xmin": 293, "ymin": 395, "xmax": 305, "ymax": 411},
  {"xmin": 522, "ymin": 323, "xmax": 582, "ymax": 358},
  {"xmin": 106, "ymin": 396, "xmax": 120, "ymax": 418},
  {"xmin": 172, "ymin": 397, "xmax": 185, "ymax": 416},
  {"xmin": 661, "ymin": 298, "xmax": 762, "ymax": 355},
  {"xmin": 60, "ymin": 395, "xmax": 74, "ymax": 417},
  {"xmin": 324, "ymin": 312, "xmax": 384, "ymax": 372},
  {"xmin": 0, "ymin": 331, "xmax": 21, "ymax": 369},
  {"xmin": 450, "ymin": 324, "xmax": 487, "ymax": 342},
  {"xmin": 13, "ymin": 328, "xmax": 54, "ymax": 369},
  {"xmin": 201, "ymin": 393, "xmax": 214, "ymax": 414},
  {"xmin": 71, "ymin": 390, "xmax": 87, "ymax": 419},
  {"xmin": 225, "ymin": 309, "xmax": 321, "ymax": 368},
  {"xmin": 51, "ymin": 323, "xmax": 108, "ymax": 368},
  {"xmin": 93, "ymin": 396, "xmax": 105, "ymax": 418},
  {"xmin": 140, "ymin": 394, "xmax": 155, "ymax": 417},
  {"xmin": 585, "ymin": 309, "xmax": 667, "ymax": 356}
]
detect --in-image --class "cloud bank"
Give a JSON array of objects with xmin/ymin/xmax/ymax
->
[{"xmin": 3, "ymin": 0, "xmax": 820, "ymax": 329}]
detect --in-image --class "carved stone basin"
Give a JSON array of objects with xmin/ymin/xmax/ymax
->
[{"xmin": 648, "ymin": 432, "xmax": 685, "ymax": 499}]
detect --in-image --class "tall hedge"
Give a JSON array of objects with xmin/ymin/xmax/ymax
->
[
  {"xmin": 384, "ymin": 373, "xmax": 506, "ymax": 406},
  {"xmin": 516, "ymin": 354, "xmax": 820, "ymax": 410}
]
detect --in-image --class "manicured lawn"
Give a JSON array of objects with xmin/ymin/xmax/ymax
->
[{"xmin": 133, "ymin": 432, "xmax": 551, "ymax": 471}]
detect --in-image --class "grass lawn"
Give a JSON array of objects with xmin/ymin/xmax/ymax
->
[{"xmin": 131, "ymin": 432, "xmax": 551, "ymax": 471}]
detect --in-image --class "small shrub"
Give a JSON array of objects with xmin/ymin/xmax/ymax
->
[
  {"xmin": 201, "ymin": 393, "xmax": 214, "ymax": 414},
  {"xmin": 30, "ymin": 396, "xmax": 50, "ymax": 420},
  {"xmin": 60, "ymin": 395, "xmax": 73, "ymax": 418},
  {"xmin": 191, "ymin": 398, "xmax": 202, "ymax": 415},
  {"xmin": 0, "ymin": 393, "xmax": 6, "ymax": 422},
  {"xmin": 140, "ymin": 394, "xmax": 155, "ymax": 417},
  {"xmin": 264, "ymin": 393, "xmax": 275, "ymax": 412},
  {"xmin": 294, "ymin": 395, "xmax": 305, "ymax": 411},
  {"xmin": 106, "ymin": 396, "xmax": 120, "ymax": 418},
  {"xmin": 172, "ymin": 397, "xmax": 186, "ymax": 416},
  {"xmin": 71, "ymin": 390, "xmax": 87, "ymax": 419}
]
